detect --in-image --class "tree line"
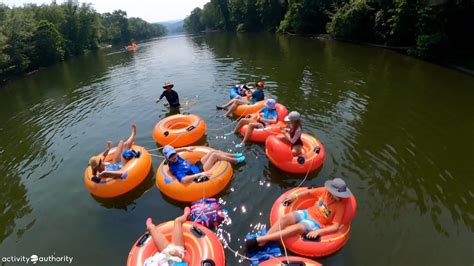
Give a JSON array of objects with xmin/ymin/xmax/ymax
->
[
  {"xmin": 183, "ymin": 0, "xmax": 473, "ymax": 65},
  {"xmin": 0, "ymin": 0, "xmax": 166, "ymax": 81}
]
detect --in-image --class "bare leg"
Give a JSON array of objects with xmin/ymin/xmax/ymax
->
[
  {"xmin": 202, "ymin": 152, "xmax": 238, "ymax": 170},
  {"xmin": 266, "ymin": 212, "xmax": 297, "ymax": 236},
  {"xmin": 224, "ymin": 99, "xmax": 249, "ymax": 117},
  {"xmin": 232, "ymin": 118, "xmax": 252, "ymax": 133},
  {"xmin": 124, "ymin": 124, "xmax": 137, "ymax": 149},
  {"xmin": 292, "ymin": 144, "xmax": 303, "ymax": 156},
  {"xmin": 210, "ymin": 151, "xmax": 239, "ymax": 162},
  {"xmin": 220, "ymin": 98, "xmax": 237, "ymax": 109},
  {"xmin": 112, "ymin": 140, "xmax": 124, "ymax": 164},
  {"xmin": 201, "ymin": 153, "xmax": 219, "ymax": 170},
  {"xmin": 241, "ymin": 123, "xmax": 263, "ymax": 145},
  {"xmin": 171, "ymin": 207, "xmax": 191, "ymax": 248},
  {"xmin": 256, "ymin": 223, "xmax": 306, "ymax": 245},
  {"xmin": 224, "ymin": 103, "xmax": 237, "ymax": 117},
  {"xmin": 200, "ymin": 150, "xmax": 216, "ymax": 165},
  {"xmin": 146, "ymin": 218, "xmax": 171, "ymax": 252},
  {"xmin": 212, "ymin": 150, "xmax": 236, "ymax": 158}
]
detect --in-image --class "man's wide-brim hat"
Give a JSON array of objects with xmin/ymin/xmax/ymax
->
[{"xmin": 163, "ymin": 82, "xmax": 174, "ymax": 89}]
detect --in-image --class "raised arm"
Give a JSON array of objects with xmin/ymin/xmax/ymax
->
[{"xmin": 156, "ymin": 92, "xmax": 165, "ymax": 103}]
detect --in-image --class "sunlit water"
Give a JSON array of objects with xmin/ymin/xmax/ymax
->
[{"xmin": 0, "ymin": 33, "xmax": 473, "ymax": 265}]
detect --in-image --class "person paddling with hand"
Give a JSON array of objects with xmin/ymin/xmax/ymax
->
[{"xmin": 156, "ymin": 82, "xmax": 180, "ymax": 108}]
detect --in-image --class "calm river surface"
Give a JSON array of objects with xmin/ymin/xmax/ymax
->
[{"xmin": 0, "ymin": 33, "xmax": 473, "ymax": 266}]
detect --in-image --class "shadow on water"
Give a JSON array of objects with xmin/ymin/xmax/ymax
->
[{"xmin": 91, "ymin": 168, "xmax": 156, "ymax": 210}]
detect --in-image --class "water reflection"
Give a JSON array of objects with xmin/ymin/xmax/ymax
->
[
  {"xmin": 0, "ymin": 50, "xmax": 118, "ymax": 243},
  {"xmin": 0, "ymin": 171, "xmax": 32, "ymax": 243}
]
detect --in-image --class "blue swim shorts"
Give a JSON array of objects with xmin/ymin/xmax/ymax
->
[
  {"xmin": 104, "ymin": 162, "xmax": 124, "ymax": 171},
  {"xmin": 293, "ymin": 210, "xmax": 321, "ymax": 232}
]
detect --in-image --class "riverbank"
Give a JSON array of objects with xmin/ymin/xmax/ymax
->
[{"xmin": 311, "ymin": 34, "xmax": 474, "ymax": 76}]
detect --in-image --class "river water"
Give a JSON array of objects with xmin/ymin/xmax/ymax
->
[{"xmin": 0, "ymin": 33, "xmax": 473, "ymax": 266}]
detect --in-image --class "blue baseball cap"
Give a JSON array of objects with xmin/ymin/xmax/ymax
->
[{"xmin": 162, "ymin": 145, "xmax": 176, "ymax": 159}]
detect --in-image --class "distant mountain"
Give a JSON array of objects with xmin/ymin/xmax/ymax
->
[{"xmin": 155, "ymin": 19, "xmax": 184, "ymax": 34}]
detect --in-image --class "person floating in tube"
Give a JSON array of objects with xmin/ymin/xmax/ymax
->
[
  {"xmin": 217, "ymin": 80, "xmax": 265, "ymax": 118},
  {"xmin": 144, "ymin": 207, "xmax": 191, "ymax": 265},
  {"xmin": 278, "ymin": 111, "xmax": 304, "ymax": 156},
  {"xmin": 245, "ymin": 178, "xmax": 352, "ymax": 251},
  {"xmin": 88, "ymin": 124, "xmax": 140, "ymax": 183},
  {"xmin": 227, "ymin": 99, "xmax": 279, "ymax": 148},
  {"xmin": 236, "ymin": 83, "xmax": 253, "ymax": 97},
  {"xmin": 162, "ymin": 145, "xmax": 245, "ymax": 184}
]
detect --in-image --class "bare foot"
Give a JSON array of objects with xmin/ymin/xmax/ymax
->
[
  {"xmin": 146, "ymin": 217, "xmax": 154, "ymax": 231},
  {"xmin": 131, "ymin": 124, "xmax": 137, "ymax": 134},
  {"xmin": 106, "ymin": 141, "xmax": 113, "ymax": 149},
  {"xmin": 175, "ymin": 207, "xmax": 191, "ymax": 223}
]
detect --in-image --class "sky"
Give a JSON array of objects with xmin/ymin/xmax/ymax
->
[{"xmin": 1, "ymin": 0, "xmax": 210, "ymax": 22}]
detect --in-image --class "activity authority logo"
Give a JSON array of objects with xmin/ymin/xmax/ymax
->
[
  {"xmin": 1, "ymin": 254, "xmax": 74, "ymax": 264},
  {"xmin": 30, "ymin": 255, "xmax": 38, "ymax": 264}
]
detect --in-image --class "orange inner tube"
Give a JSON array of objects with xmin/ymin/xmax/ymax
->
[
  {"xmin": 153, "ymin": 114, "xmax": 207, "ymax": 147},
  {"xmin": 83, "ymin": 145, "xmax": 152, "ymax": 198},
  {"xmin": 265, "ymin": 133, "xmax": 325, "ymax": 174},
  {"xmin": 156, "ymin": 146, "xmax": 233, "ymax": 202},
  {"xmin": 233, "ymin": 100, "xmax": 265, "ymax": 116},
  {"xmin": 270, "ymin": 187, "xmax": 357, "ymax": 257},
  {"xmin": 259, "ymin": 256, "xmax": 322, "ymax": 266},
  {"xmin": 127, "ymin": 222, "xmax": 225, "ymax": 266}
]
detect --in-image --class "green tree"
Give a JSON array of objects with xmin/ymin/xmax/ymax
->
[
  {"xmin": 183, "ymin": 7, "xmax": 205, "ymax": 33},
  {"xmin": 77, "ymin": 3, "xmax": 100, "ymax": 50},
  {"xmin": 201, "ymin": 2, "xmax": 221, "ymax": 30},
  {"xmin": 229, "ymin": 0, "xmax": 246, "ymax": 30},
  {"xmin": 0, "ymin": 1, "xmax": 166, "ymax": 81},
  {"xmin": 31, "ymin": 3, "xmax": 66, "ymax": 29},
  {"xmin": 2, "ymin": 8, "xmax": 36, "ymax": 74},
  {"xmin": 408, "ymin": 4, "xmax": 448, "ymax": 60},
  {"xmin": 0, "ymin": 32, "xmax": 10, "ymax": 77},
  {"xmin": 279, "ymin": 0, "xmax": 332, "ymax": 33},
  {"xmin": 327, "ymin": 0, "xmax": 375, "ymax": 41},
  {"xmin": 32, "ymin": 20, "xmax": 64, "ymax": 67},
  {"xmin": 61, "ymin": 0, "xmax": 80, "ymax": 57},
  {"xmin": 0, "ymin": 4, "xmax": 10, "ymax": 76},
  {"xmin": 257, "ymin": 0, "xmax": 287, "ymax": 31},
  {"xmin": 373, "ymin": 0, "xmax": 417, "ymax": 45},
  {"xmin": 213, "ymin": 0, "xmax": 231, "ymax": 30}
]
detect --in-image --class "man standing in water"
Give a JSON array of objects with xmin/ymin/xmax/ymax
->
[{"xmin": 156, "ymin": 82, "xmax": 180, "ymax": 108}]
